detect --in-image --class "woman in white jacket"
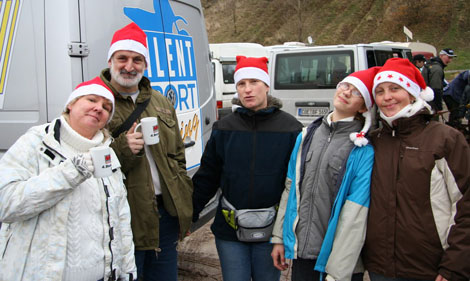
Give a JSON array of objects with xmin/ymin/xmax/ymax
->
[{"xmin": 0, "ymin": 77, "xmax": 137, "ymax": 281}]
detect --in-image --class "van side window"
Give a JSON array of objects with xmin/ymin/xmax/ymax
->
[
  {"xmin": 367, "ymin": 51, "xmax": 377, "ymax": 67},
  {"xmin": 274, "ymin": 51, "xmax": 354, "ymax": 90},
  {"xmin": 368, "ymin": 50, "xmax": 395, "ymax": 67},
  {"xmin": 222, "ymin": 63, "xmax": 235, "ymax": 84}
]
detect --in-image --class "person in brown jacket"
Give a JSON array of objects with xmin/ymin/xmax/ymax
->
[{"xmin": 364, "ymin": 58, "xmax": 470, "ymax": 281}]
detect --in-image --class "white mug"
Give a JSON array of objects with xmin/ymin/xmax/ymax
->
[
  {"xmin": 135, "ymin": 117, "xmax": 160, "ymax": 145},
  {"xmin": 89, "ymin": 146, "xmax": 113, "ymax": 178}
]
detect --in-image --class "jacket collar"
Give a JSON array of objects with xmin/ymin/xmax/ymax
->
[
  {"xmin": 380, "ymin": 109, "xmax": 431, "ymax": 136},
  {"xmin": 430, "ymin": 56, "xmax": 446, "ymax": 68},
  {"xmin": 321, "ymin": 113, "xmax": 363, "ymax": 132},
  {"xmin": 41, "ymin": 118, "xmax": 116, "ymax": 167}
]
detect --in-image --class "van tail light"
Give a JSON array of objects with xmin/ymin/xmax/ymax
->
[{"xmin": 217, "ymin": 100, "xmax": 223, "ymax": 109}]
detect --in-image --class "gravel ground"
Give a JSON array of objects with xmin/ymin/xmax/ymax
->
[
  {"xmin": 177, "ymin": 220, "xmax": 290, "ymax": 281},
  {"xmin": 177, "ymin": 220, "xmax": 371, "ymax": 281}
]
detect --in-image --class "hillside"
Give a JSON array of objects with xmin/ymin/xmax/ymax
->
[{"xmin": 201, "ymin": 0, "xmax": 470, "ymax": 71}]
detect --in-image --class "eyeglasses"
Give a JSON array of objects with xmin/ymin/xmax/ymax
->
[{"xmin": 337, "ymin": 82, "xmax": 362, "ymax": 98}]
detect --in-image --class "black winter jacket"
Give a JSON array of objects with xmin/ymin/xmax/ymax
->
[{"xmin": 192, "ymin": 96, "xmax": 302, "ymax": 241}]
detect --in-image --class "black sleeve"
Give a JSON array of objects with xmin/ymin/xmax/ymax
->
[{"xmin": 191, "ymin": 130, "xmax": 223, "ymax": 222}]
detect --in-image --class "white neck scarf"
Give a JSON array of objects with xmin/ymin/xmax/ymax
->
[{"xmin": 379, "ymin": 98, "xmax": 431, "ymax": 127}]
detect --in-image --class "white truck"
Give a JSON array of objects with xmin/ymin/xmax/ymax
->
[
  {"xmin": 0, "ymin": 0, "xmax": 217, "ymax": 228},
  {"xmin": 209, "ymin": 42, "xmax": 268, "ymax": 119},
  {"xmin": 372, "ymin": 41, "xmax": 437, "ymax": 60},
  {"xmin": 267, "ymin": 43, "xmax": 412, "ymax": 126}
]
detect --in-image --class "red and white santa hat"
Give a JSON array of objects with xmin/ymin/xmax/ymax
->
[
  {"xmin": 341, "ymin": 66, "xmax": 381, "ymax": 110},
  {"xmin": 65, "ymin": 76, "xmax": 115, "ymax": 121},
  {"xmin": 372, "ymin": 58, "xmax": 434, "ymax": 102},
  {"xmin": 107, "ymin": 22, "xmax": 150, "ymax": 66},
  {"xmin": 339, "ymin": 67, "xmax": 381, "ymax": 147},
  {"xmin": 234, "ymin": 56, "xmax": 270, "ymax": 87}
]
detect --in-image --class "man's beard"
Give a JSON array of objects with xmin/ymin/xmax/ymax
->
[{"xmin": 110, "ymin": 65, "xmax": 144, "ymax": 89}]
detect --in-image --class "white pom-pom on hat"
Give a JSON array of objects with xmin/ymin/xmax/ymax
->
[
  {"xmin": 420, "ymin": 86, "xmax": 434, "ymax": 102},
  {"xmin": 349, "ymin": 111, "xmax": 372, "ymax": 147}
]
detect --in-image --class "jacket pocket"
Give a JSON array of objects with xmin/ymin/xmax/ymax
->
[
  {"xmin": 158, "ymin": 114, "xmax": 176, "ymax": 128},
  {"xmin": 327, "ymin": 155, "xmax": 343, "ymax": 188},
  {"xmin": 156, "ymin": 112, "xmax": 178, "ymax": 154}
]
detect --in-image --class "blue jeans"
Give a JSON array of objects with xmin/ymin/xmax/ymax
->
[
  {"xmin": 215, "ymin": 238, "xmax": 281, "ymax": 281},
  {"xmin": 368, "ymin": 272, "xmax": 433, "ymax": 281},
  {"xmin": 135, "ymin": 205, "xmax": 179, "ymax": 281}
]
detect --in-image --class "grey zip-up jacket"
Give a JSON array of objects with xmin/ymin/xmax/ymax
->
[{"xmin": 289, "ymin": 115, "xmax": 362, "ymax": 259}]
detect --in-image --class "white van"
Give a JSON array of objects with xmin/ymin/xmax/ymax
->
[
  {"xmin": 0, "ymin": 0, "xmax": 216, "ymax": 175},
  {"xmin": 0, "ymin": 0, "xmax": 218, "ymax": 229},
  {"xmin": 268, "ymin": 43, "xmax": 412, "ymax": 126},
  {"xmin": 209, "ymin": 43, "xmax": 268, "ymax": 119}
]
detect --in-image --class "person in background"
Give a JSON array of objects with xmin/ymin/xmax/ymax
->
[
  {"xmin": 458, "ymin": 71, "xmax": 470, "ymax": 123},
  {"xmin": 412, "ymin": 54, "xmax": 426, "ymax": 72},
  {"xmin": 271, "ymin": 67, "xmax": 379, "ymax": 281},
  {"xmin": 364, "ymin": 58, "xmax": 470, "ymax": 281},
  {"xmin": 0, "ymin": 77, "xmax": 136, "ymax": 281},
  {"xmin": 103, "ymin": 23, "xmax": 193, "ymax": 281},
  {"xmin": 443, "ymin": 70, "xmax": 470, "ymax": 127},
  {"xmin": 192, "ymin": 56, "xmax": 303, "ymax": 281},
  {"xmin": 422, "ymin": 48, "xmax": 457, "ymax": 112}
]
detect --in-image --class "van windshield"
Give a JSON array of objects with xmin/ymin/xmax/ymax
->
[
  {"xmin": 223, "ymin": 63, "xmax": 236, "ymax": 84},
  {"xmin": 274, "ymin": 50, "xmax": 354, "ymax": 89}
]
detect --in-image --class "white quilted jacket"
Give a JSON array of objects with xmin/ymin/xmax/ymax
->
[{"xmin": 0, "ymin": 118, "xmax": 136, "ymax": 281}]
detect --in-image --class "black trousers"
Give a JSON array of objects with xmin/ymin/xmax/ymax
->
[
  {"xmin": 443, "ymin": 95, "xmax": 461, "ymax": 126},
  {"xmin": 429, "ymin": 89, "xmax": 444, "ymax": 111},
  {"xmin": 292, "ymin": 258, "xmax": 364, "ymax": 281}
]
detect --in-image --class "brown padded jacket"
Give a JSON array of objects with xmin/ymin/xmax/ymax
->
[{"xmin": 363, "ymin": 110, "xmax": 470, "ymax": 281}]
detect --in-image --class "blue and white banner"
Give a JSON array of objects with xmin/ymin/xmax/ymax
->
[{"xmin": 125, "ymin": 0, "xmax": 203, "ymax": 170}]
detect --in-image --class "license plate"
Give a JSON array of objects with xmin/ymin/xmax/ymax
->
[{"xmin": 298, "ymin": 107, "xmax": 329, "ymax": 117}]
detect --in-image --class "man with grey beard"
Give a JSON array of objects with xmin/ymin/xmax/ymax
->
[{"xmin": 102, "ymin": 23, "xmax": 193, "ymax": 281}]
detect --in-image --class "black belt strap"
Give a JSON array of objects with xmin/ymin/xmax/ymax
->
[{"xmin": 112, "ymin": 98, "xmax": 151, "ymax": 138}]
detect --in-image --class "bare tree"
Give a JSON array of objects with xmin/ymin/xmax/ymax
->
[
  {"xmin": 287, "ymin": 0, "xmax": 305, "ymax": 41},
  {"xmin": 230, "ymin": 0, "xmax": 237, "ymax": 35}
]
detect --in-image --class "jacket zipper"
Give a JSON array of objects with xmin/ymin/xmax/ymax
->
[
  {"xmin": 249, "ymin": 116, "xmax": 257, "ymax": 206},
  {"xmin": 102, "ymin": 179, "xmax": 115, "ymax": 280},
  {"xmin": 1, "ymin": 225, "xmax": 12, "ymax": 259},
  {"xmin": 1, "ymin": 237, "xmax": 10, "ymax": 259}
]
